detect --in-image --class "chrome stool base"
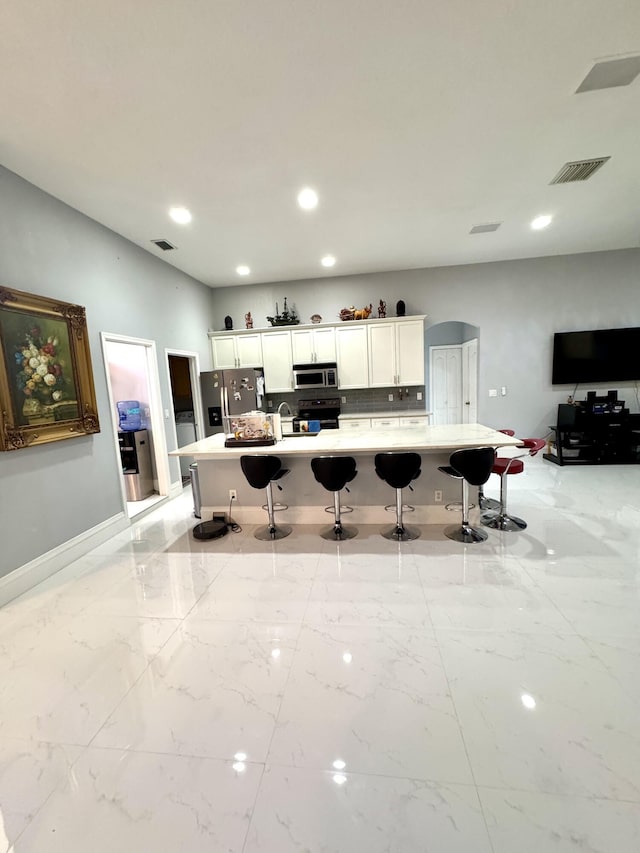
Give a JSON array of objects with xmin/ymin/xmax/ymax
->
[
  {"xmin": 320, "ymin": 522, "xmax": 358, "ymax": 541},
  {"xmin": 254, "ymin": 523, "xmax": 292, "ymax": 541},
  {"xmin": 478, "ymin": 495, "xmax": 500, "ymax": 511},
  {"xmin": 444, "ymin": 522, "xmax": 488, "ymax": 544},
  {"xmin": 482, "ymin": 512, "xmax": 526, "ymax": 532},
  {"xmin": 381, "ymin": 523, "xmax": 421, "ymax": 542}
]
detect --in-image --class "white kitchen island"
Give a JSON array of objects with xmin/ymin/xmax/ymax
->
[{"xmin": 171, "ymin": 423, "xmax": 520, "ymax": 524}]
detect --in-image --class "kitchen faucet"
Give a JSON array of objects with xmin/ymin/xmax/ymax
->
[{"xmin": 277, "ymin": 401, "xmax": 293, "ymax": 416}]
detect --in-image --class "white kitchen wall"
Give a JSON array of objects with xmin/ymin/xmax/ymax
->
[
  {"xmin": 0, "ymin": 166, "xmax": 213, "ymax": 579},
  {"xmin": 209, "ymin": 249, "xmax": 640, "ymax": 436}
]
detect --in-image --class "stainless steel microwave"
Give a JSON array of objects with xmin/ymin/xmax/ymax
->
[{"xmin": 292, "ymin": 362, "xmax": 338, "ymax": 390}]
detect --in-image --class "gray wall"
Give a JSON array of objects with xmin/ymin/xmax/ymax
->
[
  {"xmin": 210, "ymin": 249, "xmax": 640, "ymax": 436},
  {"xmin": 0, "ymin": 167, "xmax": 213, "ymax": 577}
]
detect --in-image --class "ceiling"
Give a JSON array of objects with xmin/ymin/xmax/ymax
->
[{"xmin": 2, "ymin": 1, "xmax": 639, "ymax": 288}]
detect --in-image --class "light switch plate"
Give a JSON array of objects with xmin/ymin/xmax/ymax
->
[
  {"xmin": 489, "ymin": 389, "xmax": 498, "ymax": 397},
  {"xmin": 417, "ymin": 392, "xmax": 423, "ymax": 401},
  {"xmin": 388, "ymin": 394, "xmax": 394, "ymax": 402}
]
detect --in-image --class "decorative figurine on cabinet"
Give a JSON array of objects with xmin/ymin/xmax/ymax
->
[
  {"xmin": 245, "ymin": 311, "xmax": 253, "ymax": 329},
  {"xmin": 396, "ymin": 300, "xmax": 406, "ymax": 317},
  {"xmin": 378, "ymin": 300, "xmax": 386, "ymax": 318},
  {"xmin": 224, "ymin": 315, "xmax": 233, "ymax": 330},
  {"xmin": 266, "ymin": 297, "xmax": 299, "ymax": 326}
]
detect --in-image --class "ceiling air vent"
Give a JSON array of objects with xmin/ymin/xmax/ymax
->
[
  {"xmin": 469, "ymin": 222, "xmax": 501, "ymax": 234},
  {"xmin": 550, "ymin": 158, "xmax": 610, "ymax": 184},
  {"xmin": 151, "ymin": 238, "xmax": 176, "ymax": 251}
]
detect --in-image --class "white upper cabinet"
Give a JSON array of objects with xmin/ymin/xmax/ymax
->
[
  {"xmin": 336, "ymin": 324, "xmax": 369, "ymax": 389},
  {"xmin": 368, "ymin": 323, "xmax": 396, "ymax": 387},
  {"xmin": 368, "ymin": 319, "xmax": 424, "ymax": 387},
  {"xmin": 291, "ymin": 327, "xmax": 337, "ymax": 364},
  {"xmin": 210, "ymin": 316, "xmax": 425, "ymax": 390},
  {"xmin": 261, "ymin": 330, "xmax": 293, "ymax": 392},
  {"xmin": 395, "ymin": 319, "xmax": 425, "ymax": 385},
  {"xmin": 211, "ymin": 333, "xmax": 262, "ymax": 369}
]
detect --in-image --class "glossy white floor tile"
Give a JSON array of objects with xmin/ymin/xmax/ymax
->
[
  {"xmin": 244, "ymin": 765, "xmax": 493, "ymax": 853},
  {"xmin": 2, "ymin": 460, "xmax": 640, "ymax": 851}
]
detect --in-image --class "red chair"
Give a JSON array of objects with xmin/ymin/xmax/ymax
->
[
  {"xmin": 481, "ymin": 438, "xmax": 546, "ymax": 531},
  {"xmin": 478, "ymin": 429, "xmax": 515, "ymax": 512}
]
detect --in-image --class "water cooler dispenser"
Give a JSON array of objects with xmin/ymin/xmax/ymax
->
[{"xmin": 118, "ymin": 429, "xmax": 154, "ymax": 501}]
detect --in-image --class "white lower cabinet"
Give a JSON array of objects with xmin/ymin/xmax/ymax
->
[
  {"xmin": 340, "ymin": 418, "xmax": 371, "ymax": 430},
  {"xmin": 371, "ymin": 417, "xmax": 400, "ymax": 429},
  {"xmin": 402, "ymin": 416, "xmax": 428, "ymax": 427}
]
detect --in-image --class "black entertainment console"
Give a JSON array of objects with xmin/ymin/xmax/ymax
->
[{"xmin": 544, "ymin": 391, "xmax": 640, "ymax": 466}]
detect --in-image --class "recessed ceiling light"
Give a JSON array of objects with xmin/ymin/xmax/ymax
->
[
  {"xmin": 321, "ymin": 255, "xmax": 336, "ymax": 268},
  {"xmin": 236, "ymin": 265, "xmax": 250, "ymax": 276},
  {"xmin": 297, "ymin": 187, "xmax": 318, "ymax": 210},
  {"xmin": 531, "ymin": 214, "xmax": 553, "ymax": 230},
  {"xmin": 169, "ymin": 207, "xmax": 192, "ymax": 225}
]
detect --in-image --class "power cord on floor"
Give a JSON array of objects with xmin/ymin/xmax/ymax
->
[{"xmin": 227, "ymin": 495, "xmax": 242, "ymax": 533}]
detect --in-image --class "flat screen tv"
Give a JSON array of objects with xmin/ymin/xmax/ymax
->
[{"xmin": 552, "ymin": 327, "xmax": 640, "ymax": 384}]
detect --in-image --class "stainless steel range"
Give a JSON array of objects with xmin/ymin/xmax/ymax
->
[{"xmin": 293, "ymin": 397, "xmax": 341, "ymax": 432}]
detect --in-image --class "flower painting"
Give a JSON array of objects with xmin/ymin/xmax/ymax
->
[
  {"xmin": 0, "ymin": 287, "xmax": 100, "ymax": 450},
  {"xmin": 9, "ymin": 316, "xmax": 79, "ymax": 422}
]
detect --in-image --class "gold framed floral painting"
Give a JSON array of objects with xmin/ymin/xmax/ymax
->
[{"xmin": 0, "ymin": 286, "xmax": 100, "ymax": 450}]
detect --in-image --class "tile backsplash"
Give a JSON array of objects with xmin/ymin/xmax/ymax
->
[{"xmin": 265, "ymin": 386, "xmax": 427, "ymax": 416}]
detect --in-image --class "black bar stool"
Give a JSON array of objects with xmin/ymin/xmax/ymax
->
[
  {"xmin": 311, "ymin": 456, "xmax": 358, "ymax": 540},
  {"xmin": 240, "ymin": 455, "xmax": 291, "ymax": 540},
  {"xmin": 438, "ymin": 447, "xmax": 495, "ymax": 543},
  {"xmin": 374, "ymin": 452, "xmax": 422, "ymax": 541}
]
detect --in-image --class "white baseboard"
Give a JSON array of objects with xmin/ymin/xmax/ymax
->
[
  {"xmin": 0, "ymin": 512, "xmax": 130, "ymax": 608},
  {"xmin": 169, "ymin": 480, "xmax": 185, "ymax": 499}
]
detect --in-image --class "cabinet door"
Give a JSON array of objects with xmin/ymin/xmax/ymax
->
[
  {"xmin": 396, "ymin": 320, "xmax": 425, "ymax": 386},
  {"xmin": 340, "ymin": 418, "xmax": 371, "ymax": 430},
  {"xmin": 210, "ymin": 336, "xmax": 237, "ymax": 369},
  {"xmin": 368, "ymin": 323, "xmax": 397, "ymax": 387},
  {"xmin": 261, "ymin": 331, "xmax": 293, "ymax": 392},
  {"xmin": 371, "ymin": 417, "xmax": 400, "ymax": 429},
  {"xmin": 236, "ymin": 334, "xmax": 263, "ymax": 367},
  {"xmin": 401, "ymin": 416, "xmax": 427, "ymax": 428},
  {"xmin": 313, "ymin": 327, "xmax": 336, "ymax": 362},
  {"xmin": 291, "ymin": 330, "xmax": 314, "ymax": 364},
  {"xmin": 336, "ymin": 325, "xmax": 369, "ymax": 389}
]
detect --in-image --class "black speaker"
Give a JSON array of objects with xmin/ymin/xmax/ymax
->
[{"xmin": 557, "ymin": 404, "xmax": 577, "ymax": 428}]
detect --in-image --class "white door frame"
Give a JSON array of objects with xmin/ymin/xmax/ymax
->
[
  {"xmin": 461, "ymin": 338, "xmax": 479, "ymax": 423},
  {"xmin": 164, "ymin": 348, "xmax": 204, "ymax": 446},
  {"xmin": 101, "ymin": 332, "xmax": 171, "ymax": 508}
]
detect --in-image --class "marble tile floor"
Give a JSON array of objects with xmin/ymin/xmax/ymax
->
[{"xmin": 1, "ymin": 457, "xmax": 639, "ymax": 851}]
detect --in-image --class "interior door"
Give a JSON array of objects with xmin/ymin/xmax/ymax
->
[
  {"xmin": 461, "ymin": 338, "xmax": 478, "ymax": 423},
  {"xmin": 430, "ymin": 345, "xmax": 462, "ymax": 425}
]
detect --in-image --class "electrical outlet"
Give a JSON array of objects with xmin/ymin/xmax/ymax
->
[
  {"xmin": 416, "ymin": 392, "xmax": 423, "ymax": 401},
  {"xmin": 388, "ymin": 394, "xmax": 394, "ymax": 402},
  {"xmin": 489, "ymin": 389, "xmax": 498, "ymax": 397},
  {"xmin": 267, "ymin": 400, "xmax": 273, "ymax": 408},
  {"xmin": 434, "ymin": 490, "xmax": 443, "ymax": 503},
  {"xmin": 501, "ymin": 386, "xmax": 507, "ymax": 396},
  {"xmin": 229, "ymin": 489, "xmax": 237, "ymax": 501},
  {"xmin": 341, "ymin": 396, "xmax": 347, "ymax": 404}
]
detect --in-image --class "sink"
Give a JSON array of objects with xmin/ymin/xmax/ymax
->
[{"xmin": 282, "ymin": 432, "xmax": 320, "ymax": 438}]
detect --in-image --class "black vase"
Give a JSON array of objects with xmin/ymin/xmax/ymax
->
[
  {"xmin": 396, "ymin": 300, "xmax": 406, "ymax": 317},
  {"xmin": 224, "ymin": 315, "xmax": 233, "ymax": 330}
]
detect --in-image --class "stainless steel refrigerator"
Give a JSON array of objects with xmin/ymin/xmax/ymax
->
[{"xmin": 200, "ymin": 368, "xmax": 266, "ymax": 437}]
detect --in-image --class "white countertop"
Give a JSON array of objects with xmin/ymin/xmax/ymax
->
[{"xmin": 171, "ymin": 423, "xmax": 520, "ymax": 460}]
